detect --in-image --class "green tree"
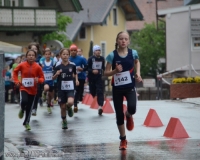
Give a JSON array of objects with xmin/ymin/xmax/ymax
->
[
  {"xmin": 130, "ymin": 22, "xmax": 166, "ymax": 79},
  {"xmin": 42, "ymin": 13, "xmax": 72, "ymax": 48}
]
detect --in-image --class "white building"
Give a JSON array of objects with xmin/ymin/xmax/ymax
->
[{"xmin": 158, "ymin": 4, "xmax": 200, "ymax": 77}]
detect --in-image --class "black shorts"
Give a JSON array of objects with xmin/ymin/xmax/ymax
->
[
  {"xmin": 58, "ymin": 90, "xmax": 75, "ymax": 104},
  {"xmin": 43, "ymin": 83, "xmax": 54, "ymax": 92}
]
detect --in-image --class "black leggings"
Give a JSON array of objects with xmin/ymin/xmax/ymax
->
[
  {"xmin": 74, "ymin": 79, "xmax": 85, "ymax": 106},
  {"xmin": 112, "ymin": 87, "xmax": 137, "ymax": 126},
  {"xmin": 20, "ymin": 91, "xmax": 36, "ymax": 125},
  {"xmin": 89, "ymin": 78, "xmax": 104, "ymax": 106}
]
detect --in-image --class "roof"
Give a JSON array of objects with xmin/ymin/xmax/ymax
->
[
  {"xmin": 39, "ymin": 0, "xmax": 83, "ymax": 12},
  {"xmin": 64, "ymin": 0, "xmax": 143, "ymax": 41},
  {"xmin": 158, "ymin": 3, "xmax": 200, "ymax": 16},
  {"xmin": 0, "ymin": 41, "xmax": 22, "ymax": 53}
]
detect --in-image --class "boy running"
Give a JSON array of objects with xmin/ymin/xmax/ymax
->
[{"xmin": 53, "ymin": 48, "xmax": 79, "ymax": 129}]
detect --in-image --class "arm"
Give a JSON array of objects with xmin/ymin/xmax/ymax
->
[
  {"xmin": 37, "ymin": 67, "xmax": 45, "ymax": 84},
  {"xmin": 52, "ymin": 67, "xmax": 61, "ymax": 80},
  {"xmin": 104, "ymin": 62, "xmax": 118, "ymax": 77},
  {"xmin": 87, "ymin": 57, "xmax": 93, "ymax": 74},
  {"xmin": 134, "ymin": 59, "xmax": 142, "ymax": 82},
  {"xmin": 12, "ymin": 64, "xmax": 21, "ymax": 85}
]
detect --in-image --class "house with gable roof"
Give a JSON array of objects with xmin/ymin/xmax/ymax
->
[{"xmin": 63, "ymin": 0, "xmax": 143, "ymax": 58}]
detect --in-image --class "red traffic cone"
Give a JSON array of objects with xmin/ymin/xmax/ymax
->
[
  {"xmin": 163, "ymin": 117, "xmax": 189, "ymax": 138},
  {"xmin": 82, "ymin": 94, "xmax": 89, "ymax": 104},
  {"xmin": 85, "ymin": 94, "xmax": 94, "ymax": 105},
  {"xmin": 90, "ymin": 96, "xmax": 99, "ymax": 109},
  {"xmin": 102, "ymin": 99, "xmax": 115, "ymax": 113},
  {"xmin": 143, "ymin": 109, "xmax": 163, "ymax": 127}
]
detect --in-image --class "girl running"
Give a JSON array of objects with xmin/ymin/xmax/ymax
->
[
  {"xmin": 53, "ymin": 48, "xmax": 79, "ymax": 129},
  {"xmin": 104, "ymin": 31, "xmax": 142, "ymax": 150},
  {"xmin": 13, "ymin": 49, "xmax": 44, "ymax": 130}
]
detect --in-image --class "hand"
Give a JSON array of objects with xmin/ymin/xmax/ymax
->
[
  {"xmin": 76, "ymin": 80, "xmax": 79, "ymax": 86},
  {"xmin": 92, "ymin": 70, "xmax": 98, "ymax": 74},
  {"xmin": 15, "ymin": 82, "xmax": 20, "ymax": 87},
  {"xmin": 34, "ymin": 77, "xmax": 38, "ymax": 83},
  {"xmin": 56, "ymin": 69, "xmax": 62, "ymax": 76},
  {"xmin": 115, "ymin": 63, "xmax": 123, "ymax": 73},
  {"xmin": 77, "ymin": 67, "xmax": 83, "ymax": 71},
  {"xmin": 135, "ymin": 73, "xmax": 142, "ymax": 83}
]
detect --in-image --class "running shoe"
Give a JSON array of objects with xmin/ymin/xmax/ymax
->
[
  {"xmin": 68, "ymin": 107, "xmax": 74, "ymax": 117},
  {"xmin": 74, "ymin": 106, "xmax": 78, "ymax": 113},
  {"xmin": 18, "ymin": 109, "xmax": 24, "ymax": 119},
  {"xmin": 98, "ymin": 107, "xmax": 103, "ymax": 115},
  {"xmin": 126, "ymin": 114, "xmax": 134, "ymax": 131},
  {"xmin": 47, "ymin": 107, "xmax": 52, "ymax": 114},
  {"xmin": 24, "ymin": 124, "xmax": 31, "ymax": 131},
  {"xmin": 32, "ymin": 109, "xmax": 37, "ymax": 116},
  {"xmin": 119, "ymin": 140, "xmax": 127, "ymax": 150},
  {"xmin": 62, "ymin": 121, "xmax": 68, "ymax": 129}
]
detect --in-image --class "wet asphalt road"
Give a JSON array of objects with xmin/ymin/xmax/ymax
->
[{"xmin": 4, "ymin": 100, "xmax": 200, "ymax": 160}]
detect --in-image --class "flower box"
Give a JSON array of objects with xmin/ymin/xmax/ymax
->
[{"xmin": 170, "ymin": 83, "xmax": 200, "ymax": 99}]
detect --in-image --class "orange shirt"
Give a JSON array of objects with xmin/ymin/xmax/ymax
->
[{"xmin": 13, "ymin": 61, "xmax": 44, "ymax": 95}]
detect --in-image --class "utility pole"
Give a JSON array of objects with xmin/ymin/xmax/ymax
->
[{"xmin": 0, "ymin": 50, "xmax": 5, "ymax": 160}]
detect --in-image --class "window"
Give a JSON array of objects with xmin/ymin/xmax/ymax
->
[
  {"xmin": 0, "ymin": 0, "xmax": 2, "ymax": 6},
  {"xmin": 113, "ymin": 8, "xmax": 117, "ymax": 26},
  {"xmin": 19, "ymin": 0, "xmax": 23, "ymax": 7},
  {"xmin": 79, "ymin": 26, "xmax": 86, "ymax": 39},
  {"xmin": 193, "ymin": 37, "xmax": 200, "ymax": 49},
  {"xmin": 4, "ymin": 0, "xmax": 10, "ymax": 6},
  {"xmin": 12, "ymin": 0, "xmax": 15, "ymax": 6},
  {"xmin": 101, "ymin": 42, "xmax": 106, "ymax": 57}
]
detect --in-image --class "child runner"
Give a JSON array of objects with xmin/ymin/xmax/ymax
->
[
  {"xmin": 41, "ymin": 49, "xmax": 55, "ymax": 114},
  {"xmin": 4, "ymin": 65, "xmax": 12, "ymax": 102},
  {"xmin": 69, "ymin": 44, "xmax": 87, "ymax": 113},
  {"xmin": 104, "ymin": 31, "xmax": 142, "ymax": 150},
  {"xmin": 87, "ymin": 45, "xmax": 105, "ymax": 115},
  {"xmin": 13, "ymin": 49, "xmax": 44, "ymax": 130},
  {"xmin": 53, "ymin": 48, "xmax": 79, "ymax": 129}
]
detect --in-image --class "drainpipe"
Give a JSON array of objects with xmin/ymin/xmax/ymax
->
[{"xmin": 0, "ymin": 50, "xmax": 5, "ymax": 160}]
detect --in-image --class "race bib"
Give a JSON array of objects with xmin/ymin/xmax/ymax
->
[
  {"xmin": 92, "ymin": 61, "xmax": 102, "ymax": 69},
  {"xmin": 76, "ymin": 66, "xmax": 80, "ymax": 74},
  {"xmin": 44, "ymin": 73, "xmax": 53, "ymax": 81},
  {"xmin": 5, "ymin": 76, "xmax": 9, "ymax": 81},
  {"xmin": 114, "ymin": 71, "xmax": 132, "ymax": 86},
  {"xmin": 61, "ymin": 80, "xmax": 74, "ymax": 90},
  {"xmin": 22, "ymin": 78, "xmax": 34, "ymax": 87}
]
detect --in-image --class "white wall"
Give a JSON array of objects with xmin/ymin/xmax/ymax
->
[
  {"xmin": 23, "ymin": 0, "xmax": 38, "ymax": 7},
  {"xmin": 166, "ymin": 8, "xmax": 200, "ymax": 72}
]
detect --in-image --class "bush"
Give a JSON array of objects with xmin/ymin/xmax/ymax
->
[{"xmin": 172, "ymin": 76, "xmax": 200, "ymax": 84}]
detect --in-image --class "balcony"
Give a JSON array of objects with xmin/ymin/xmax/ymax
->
[{"xmin": 0, "ymin": 7, "xmax": 58, "ymax": 32}]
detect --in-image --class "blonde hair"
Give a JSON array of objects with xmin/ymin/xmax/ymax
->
[{"xmin": 115, "ymin": 31, "xmax": 130, "ymax": 50}]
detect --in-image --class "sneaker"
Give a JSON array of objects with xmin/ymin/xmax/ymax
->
[
  {"xmin": 47, "ymin": 107, "xmax": 52, "ymax": 114},
  {"xmin": 74, "ymin": 106, "xmax": 78, "ymax": 113},
  {"xmin": 126, "ymin": 114, "xmax": 134, "ymax": 131},
  {"xmin": 98, "ymin": 107, "xmax": 103, "ymax": 115},
  {"xmin": 62, "ymin": 121, "xmax": 68, "ymax": 129},
  {"xmin": 68, "ymin": 107, "xmax": 74, "ymax": 117},
  {"xmin": 18, "ymin": 109, "xmax": 24, "ymax": 119},
  {"xmin": 24, "ymin": 124, "xmax": 31, "ymax": 131},
  {"xmin": 119, "ymin": 140, "xmax": 127, "ymax": 150},
  {"xmin": 32, "ymin": 109, "xmax": 37, "ymax": 116}
]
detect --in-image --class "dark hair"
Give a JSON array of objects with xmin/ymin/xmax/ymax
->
[
  {"xmin": 115, "ymin": 31, "xmax": 130, "ymax": 50},
  {"xmin": 43, "ymin": 49, "xmax": 51, "ymax": 55},
  {"xmin": 26, "ymin": 49, "xmax": 37, "ymax": 57},
  {"xmin": 59, "ymin": 48, "xmax": 70, "ymax": 56},
  {"xmin": 28, "ymin": 42, "xmax": 40, "ymax": 52}
]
